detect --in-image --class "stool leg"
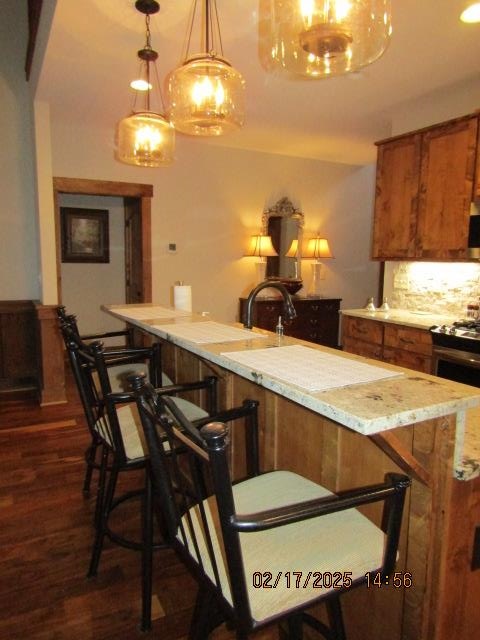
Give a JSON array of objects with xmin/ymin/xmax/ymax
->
[
  {"xmin": 188, "ymin": 590, "xmax": 217, "ymax": 640},
  {"xmin": 88, "ymin": 463, "xmax": 119, "ymax": 577},
  {"xmin": 83, "ymin": 438, "xmax": 99, "ymax": 496},
  {"xmin": 93, "ymin": 445, "xmax": 108, "ymax": 529},
  {"xmin": 140, "ymin": 470, "xmax": 153, "ymax": 632},
  {"xmin": 287, "ymin": 614, "xmax": 303, "ymax": 640},
  {"xmin": 326, "ymin": 596, "xmax": 346, "ymax": 640}
]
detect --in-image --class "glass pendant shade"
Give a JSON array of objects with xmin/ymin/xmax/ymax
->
[
  {"xmin": 115, "ymin": 0, "xmax": 175, "ymax": 167},
  {"xmin": 259, "ymin": 0, "xmax": 392, "ymax": 78},
  {"xmin": 117, "ymin": 112, "xmax": 175, "ymax": 167},
  {"xmin": 166, "ymin": 54, "xmax": 245, "ymax": 136}
]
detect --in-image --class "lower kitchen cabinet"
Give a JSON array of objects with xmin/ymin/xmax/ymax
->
[
  {"xmin": 342, "ymin": 314, "xmax": 433, "ymax": 373},
  {"xmin": 239, "ymin": 297, "xmax": 341, "ymax": 348},
  {"xmin": 0, "ymin": 300, "xmax": 38, "ymax": 391}
]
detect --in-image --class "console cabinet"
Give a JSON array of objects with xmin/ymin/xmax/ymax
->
[
  {"xmin": 372, "ymin": 113, "xmax": 479, "ymax": 261},
  {"xmin": 239, "ymin": 297, "xmax": 341, "ymax": 348},
  {"xmin": 342, "ymin": 315, "xmax": 432, "ymax": 374},
  {"xmin": 0, "ymin": 300, "xmax": 38, "ymax": 391}
]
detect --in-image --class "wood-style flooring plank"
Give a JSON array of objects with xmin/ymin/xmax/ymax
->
[{"xmin": 0, "ymin": 381, "xmax": 279, "ymax": 640}]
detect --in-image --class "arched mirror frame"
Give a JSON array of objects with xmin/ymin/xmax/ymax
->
[{"xmin": 262, "ymin": 197, "xmax": 304, "ymax": 281}]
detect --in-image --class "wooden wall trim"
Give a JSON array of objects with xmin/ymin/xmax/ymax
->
[
  {"xmin": 53, "ymin": 177, "xmax": 153, "ymax": 198},
  {"xmin": 141, "ymin": 196, "xmax": 152, "ymax": 302},
  {"xmin": 25, "ymin": 0, "xmax": 43, "ymax": 80},
  {"xmin": 35, "ymin": 304, "xmax": 66, "ymax": 405}
]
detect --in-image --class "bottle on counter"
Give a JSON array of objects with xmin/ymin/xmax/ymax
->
[
  {"xmin": 379, "ymin": 297, "xmax": 390, "ymax": 312},
  {"xmin": 365, "ymin": 297, "xmax": 376, "ymax": 312},
  {"xmin": 275, "ymin": 315, "xmax": 284, "ymax": 336},
  {"xmin": 466, "ymin": 300, "xmax": 479, "ymax": 320}
]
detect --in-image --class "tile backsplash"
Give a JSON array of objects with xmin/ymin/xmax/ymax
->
[{"xmin": 383, "ymin": 262, "xmax": 480, "ymax": 317}]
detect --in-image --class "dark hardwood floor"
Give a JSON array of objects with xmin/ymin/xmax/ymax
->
[{"xmin": 0, "ymin": 378, "xmax": 278, "ymax": 640}]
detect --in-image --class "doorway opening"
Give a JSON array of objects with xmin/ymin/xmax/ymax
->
[
  {"xmin": 50, "ymin": 177, "xmax": 153, "ymax": 389},
  {"xmin": 53, "ymin": 177, "xmax": 153, "ymax": 310}
]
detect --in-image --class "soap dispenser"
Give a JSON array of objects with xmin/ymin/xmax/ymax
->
[{"xmin": 275, "ymin": 315, "xmax": 284, "ymax": 337}]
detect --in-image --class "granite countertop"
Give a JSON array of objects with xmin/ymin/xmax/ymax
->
[
  {"xmin": 104, "ymin": 303, "xmax": 480, "ymax": 481},
  {"xmin": 341, "ymin": 308, "xmax": 457, "ymax": 330}
]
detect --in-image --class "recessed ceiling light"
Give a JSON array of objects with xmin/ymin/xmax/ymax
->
[
  {"xmin": 130, "ymin": 79, "xmax": 151, "ymax": 91},
  {"xmin": 460, "ymin": 2, "xmax": 480, "ymax": 23}
]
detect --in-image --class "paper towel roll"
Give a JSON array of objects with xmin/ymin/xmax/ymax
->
[{"xmin": 173, "ymin": 284, "xmax": 192, "ymax": 312}]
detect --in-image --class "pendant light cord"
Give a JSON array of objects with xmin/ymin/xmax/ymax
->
[
  {"xmin": 131, "ymin": 11, "xmax": 167, "ymax": 116},
  {"xmin": 183, "ymin": 0, "xmax": 224, "ymax": 61}
]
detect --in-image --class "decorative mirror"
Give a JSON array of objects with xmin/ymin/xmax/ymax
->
[{"xmin": 262, "ymin": 197, "xmax": 304, "ymax": 290}]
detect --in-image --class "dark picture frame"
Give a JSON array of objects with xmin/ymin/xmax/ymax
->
[{"xmin": 60, "ymin": 207, "xmax": 109, "ymax": 263}]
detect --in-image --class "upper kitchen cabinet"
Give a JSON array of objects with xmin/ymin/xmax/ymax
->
[
  {"xmin": 372, "ymin": 113, "xmax": 479, "ymax": 261},
  {"xmin": 372, "ymin": 133, "xmax": 421, "ymax": 258}
]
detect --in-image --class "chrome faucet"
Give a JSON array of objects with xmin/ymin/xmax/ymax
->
[{"xmin": 243, "ymin": 280, "xmax": 297, "ymax": 330}]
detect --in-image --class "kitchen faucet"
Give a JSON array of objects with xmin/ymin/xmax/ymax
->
[{"xmin": 243, "ymin": 280, "xmax": 297, "ymax": 330}]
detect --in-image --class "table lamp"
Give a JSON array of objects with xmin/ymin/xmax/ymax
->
[
  {"xmin": 303, "ymin": 237, "xmax": 333, "ymax": 297},
  {"xmin": 244, "ymin": 234, "xmax": 278, "ymax": 283}
]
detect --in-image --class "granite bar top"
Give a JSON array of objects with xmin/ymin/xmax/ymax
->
[
  {"xmin": 104, "ymin": 303, "xmax": 480, "ymax": 481},
  {"xmin": 341, "ymin": 308, "xmax": 457, "ymax": 330}
]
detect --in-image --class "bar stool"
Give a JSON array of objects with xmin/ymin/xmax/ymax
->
[
  {"xmin": 131, "ymin": 373, "xmax": 411, "ymax": 639},
  {"xmin": 64, "ymin": 329, "xmax": 259, "ymax": 631}
]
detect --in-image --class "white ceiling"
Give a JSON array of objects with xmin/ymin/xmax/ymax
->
[{"xmin": 37, "ymin": 0, "xmax": 480, "ymax": 165}]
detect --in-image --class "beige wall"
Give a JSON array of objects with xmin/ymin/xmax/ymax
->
[
  {"xmin": 0, "ymin": 3, "xmax": 39, "ymax": 300},
  {"xmin": 50, "ymin": 120, "xmax": 379, "ymax": 323},
  {"xmin": 390, "ymin": 75, "xmax": 480, "ymax": 137},
  {"xmin": 59, "ymin": 194, "xmax": 126, "ymax": 336}
]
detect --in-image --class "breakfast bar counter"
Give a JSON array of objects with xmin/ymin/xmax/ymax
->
[{"xmin": 104, "ymin": 303, "xmax": 480, "ymax": 640}]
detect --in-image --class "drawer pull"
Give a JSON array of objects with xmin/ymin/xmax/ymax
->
[{"xmin": 399, "ymin": 337, "xmax": 415, "ymax": 345}]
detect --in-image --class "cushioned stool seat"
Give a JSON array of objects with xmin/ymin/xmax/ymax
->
[{"xmin": 180, "ymin": 470, "xmax": 385, "ymax": 625}]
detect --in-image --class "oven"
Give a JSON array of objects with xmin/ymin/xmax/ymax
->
[{"xmin": 430, "ymin": 323, "xmax": 480, "ymax": 388}]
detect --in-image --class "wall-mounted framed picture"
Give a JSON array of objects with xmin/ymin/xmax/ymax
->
[{"xmin": 60, "ymin": 207, "xmax": 109, "ymax": 263}]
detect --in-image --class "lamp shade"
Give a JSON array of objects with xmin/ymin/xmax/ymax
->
[
  {"xmin": 259, "ymin": 0, "xmax": 392, "ymax": 78},
  {"xmin": 245, "ymin": 235, "xmax": 278, "ymax": 257},
  {"xmin": 116, "ymin": 112, "xmax": 175, "ymax": 167},
  {"xmin": 166, "ymin": 55, "xmax": 245, "ymax": 136},
  {"xmin": 285, "ymin": 238, "xmax": 299, "ymax": 257},
  {"xmin": 303, "ymin": 237, "xmax": 333, "ymax": 259}
]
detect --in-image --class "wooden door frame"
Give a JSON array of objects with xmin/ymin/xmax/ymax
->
[
  {"xmin": 52, "ymin": 177, "xmax": 153, "ymax": 302},
  {"xmin": 35, "ymin": 177, "xmax": 153, "ymax": 406}
]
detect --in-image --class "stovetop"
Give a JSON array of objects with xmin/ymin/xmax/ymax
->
[{"xmin": 430, "ymin": 320, "xmax": 480, "ymax": 353}]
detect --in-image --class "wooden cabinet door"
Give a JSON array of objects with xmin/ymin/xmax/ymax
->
[
  {"xmin": 383, "ymin": 325, "xmax": 432, "ymax": 373},
  {"xmin": 372, "ymin": 134, "xmax": 421, "ymax": 259},
  {"xmin": 342, "ymin": 315, "xmax": 383, "ymax": 345},
  {"xmin": 416, "ymin": 116, "xmax": 478, "ymax": 260},
  {"xmin": 341, "ymin": 316, "xmax": 384, "ymax": 361}
]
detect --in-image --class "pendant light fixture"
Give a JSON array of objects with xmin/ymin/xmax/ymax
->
[
  {"xmin": 116, "ymin": 0, "xmax": 175, "ymax": 167},
  {"xmin": 166, "ymin": 0, "xmax": 245, "ymax": 136},
  {"xmin": 259, "ymin": 0, "xmax": 392, "ymax": 79}
]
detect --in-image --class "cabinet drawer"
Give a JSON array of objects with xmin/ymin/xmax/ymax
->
[
  {"xmin": 383, "ymin": 325, "xmax": 432, "ymax": 356},
  {"xmin": 383, "ymin": 347, "xmax": 432, "ymax": 374},
  {"xmin": 342, "ymin": 316, "xmax": 383, "ymax": 345},
  {"xmin": 342, "ymin": 336, "xmax": 383, "ymax": 361}
]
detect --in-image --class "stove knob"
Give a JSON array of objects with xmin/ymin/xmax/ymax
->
[
  {"xmin": 439, "ymin": 325, "xmax": 448, "ymax": 333},
  {"xmin": 449, "ymin": 327, "xmax": 457, "ymax": 335}
]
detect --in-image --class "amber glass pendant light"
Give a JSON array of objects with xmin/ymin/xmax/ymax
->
[
  {"xmin": 116, "ymin": 0, "xmax": 175, "ymax": 167},
  {"xmin": 166, "ymin": 0, "xmax": 245, "ymax": 136},
  {"xmin": 259, "ymin": 0, "xmax": 392, "ymax": 78}
]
